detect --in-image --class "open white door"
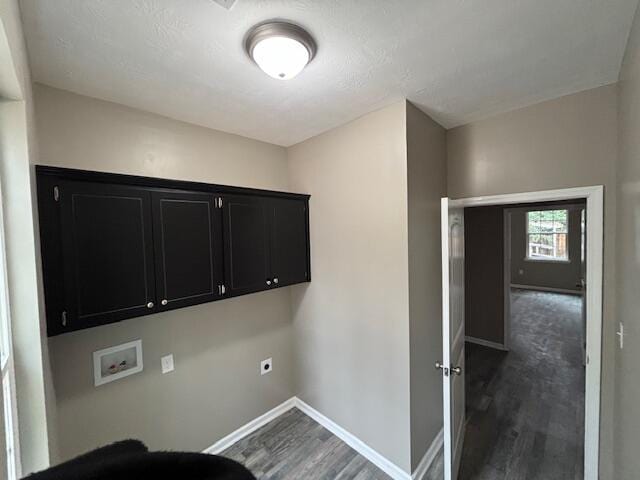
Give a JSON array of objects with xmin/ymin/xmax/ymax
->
[{"xmin": 439, "ymin": 198, "xmax": 465, "ymax": 480}]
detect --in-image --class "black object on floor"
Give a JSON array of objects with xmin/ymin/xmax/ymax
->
[{"xmin": 23, "ymin": 439, "xmax": 256, "ymax": 480}]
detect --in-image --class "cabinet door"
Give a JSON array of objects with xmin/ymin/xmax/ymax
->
[
  {"xmin": 270, "ymin": 198, "xmax": 310, "ymax": 287},
  {"xmin": 59, "ymin": 181, "xmax": 157, "ymax": 331},
  {"xmin": 151, "ymin": 191, "xmax": 222, "ymax": 310},
  {"xmin": 222, "ymin": 195, "xmax": 271, "ymax": 296}
]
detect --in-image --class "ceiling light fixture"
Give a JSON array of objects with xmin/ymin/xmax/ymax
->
[{"xmin": 245, "ymin": 21, "xmax": 317, "ymax": 80}]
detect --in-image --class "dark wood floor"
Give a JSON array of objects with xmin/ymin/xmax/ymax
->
[
  {"xmin": 456, "ymin": 289, "xmax": 585, "ymax": 480},
  {"xmin": 222, "ymin": 407, "xmax": 390, "ymax": 479}
]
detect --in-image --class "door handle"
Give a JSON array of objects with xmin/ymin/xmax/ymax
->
[
  {"xmin": 435, "ymin": 361, "xmax": 449, "ymax": 376},
  {"xmin": 451, "ymin": 366, "xmax": 462, "ymax": 376}
]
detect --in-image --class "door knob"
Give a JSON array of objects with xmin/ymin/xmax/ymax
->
[
  {"xmin": 266, "ymin": 280, "xmax": 272, "ymax": 286},
  {"xmin": 161, "ymin": 299, "xmax": 168, "ymax": 306},
  {"xmin": 147, "ymin": 302, "xmax": 154, "ymax": 309},
  {"xmin": 451, "ymin": 366, "xmax": 462, "ymax": 376},
  {"xmin": 435, "ymin": 361, "xmax": 449, "ymax": 376},
  {"xmin": 273, "ymin": 277, "xmax": 279, "ymax": 284}
]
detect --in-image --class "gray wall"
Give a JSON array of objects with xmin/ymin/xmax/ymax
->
[
  {"xmin": 406, "ymin": 102, "xmax": 446, "ymax": 470},
  {"xmin": 510, "ymin": 205, "xmax": 584, "ymax": 292},
  {"xmin": 464, "ymin": 206, "xmax": 505, "ymax": 344},
  {"xmin": 287, "ymin": 101, "xmax": 412, "ymax": 472},
  {"xmin": 616, "ymin": 3, "xmax": 640, "ymax": 478},
  {"xmin": 447, "ymin": 84, "xmax": 618, "ymax": 479},
  {"xmin": 34, "ymin": 84, "xmax": 296, "ymax": 461}
]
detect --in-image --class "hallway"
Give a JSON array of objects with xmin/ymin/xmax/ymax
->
[{"xmin": 458, "ymin": 288, "xmax": 585, "ymax": 480}]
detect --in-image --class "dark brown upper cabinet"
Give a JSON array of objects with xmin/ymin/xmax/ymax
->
[
  {"xmin": 36, "ymin": 166, "xmax": 310, "ymax": 336},
  {"xmin": 57, "ymin": 180, "xmax": 157, "ymax": 332},
  {"xmin": 269, "ymin": 198, "xmax": 310, "ymax": 287},
  {"xmin": 151, "ymin": 190, "xmax": 223, "ymax": 311},
  {"xmin": 222, "ymin": 195, "xmax": 311, "ymax": 297},
  {"xmin": 223, "ymin": 195, "xmax": 271, "ymax": 297}
]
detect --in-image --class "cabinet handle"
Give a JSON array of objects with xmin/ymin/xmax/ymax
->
[
  {"xmin": 161, "ymin": 299, "xmax": 168, "ymax": 306},
  {"xmin": 273, "ymin": 277, "xmax": 279, "ymax": 284},
  {"xmin": 266, "ymin": 280, "xmax": 272, "ymax": 286},
  {"xmin": 147, "ymin": 302, "xmax": 154, "ymax": 309}
]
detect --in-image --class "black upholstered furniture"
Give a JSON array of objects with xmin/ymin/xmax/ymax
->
[{"xmin": 23, "ymin": 440, "xmax": 256, "ymax": 480}]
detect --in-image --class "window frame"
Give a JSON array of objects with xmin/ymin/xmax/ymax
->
[
  {"xmin": 525, "ymin": 208, "xmax": 570, "ymax": 263},
  {"xmin": 0, "ymin": 187, "xmax": 21, "ymax": 480}
]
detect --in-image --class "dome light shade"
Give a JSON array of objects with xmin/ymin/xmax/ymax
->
[{"xmin": 246, "ymin": 22, "xmax": 316, "ymax": 80}]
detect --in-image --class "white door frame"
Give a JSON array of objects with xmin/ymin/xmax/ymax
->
[{"xmin": 449, "ymin": 185, "xmax": 603, "ymax": 480}]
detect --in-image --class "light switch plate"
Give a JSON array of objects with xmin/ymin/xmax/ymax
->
[
  {"xmin": 260, "ymin": 357, "xmax": 272, "ymax": 375},
  {"xmin": 161, "ymin": 354, "xmax": 174, "ymax": 374}
]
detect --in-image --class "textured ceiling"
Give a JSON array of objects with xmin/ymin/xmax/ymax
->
[{"xmin": 21, "ymin": 0, "xmax": 639, "ymax": 146}]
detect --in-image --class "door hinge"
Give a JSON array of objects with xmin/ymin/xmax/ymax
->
[
  {"xmin": 53, "ymin": 186, "xmax": 60, "ymax": 202},
  {"xmin": 61, "ymin": 310, "xmax": 67, "ymax": 327}
]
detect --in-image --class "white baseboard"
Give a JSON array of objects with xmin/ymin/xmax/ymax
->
[
  {"xmin": 203, "ymin": 397, "xmax": 297, "ymax": 454},
  {"xmin": 510, "ymin": 283, "xmax": 582, "ymax": 296},
  {"xmin": 412, "ymin": 428, "xmax": 443, "ymax": 480},
  {"xmin": 465, "ymin": 335, "xmax": 509, "ymax": 351},
  {"xmin": 204, "ymin": 396, "xmax": 443, "ymax": 480}
]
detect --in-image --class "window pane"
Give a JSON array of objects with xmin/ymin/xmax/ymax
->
[
  {"xmin": 527, "ymin": 211, "xmax": 541, "ymax": 233},
  {"xmin": 539, "ymin": 219, "xmax": 554, "ymax": 233},
  {"xmin": 556, "ymin": 233, "xmax": 568, "ymax": 258},
  {"xmin": 553, "ymin": 210, "xmax": 568, "ymax": 233},
  {"xmin": 527, "ymin": 232, "xmax": 568, "ymax": 260}
]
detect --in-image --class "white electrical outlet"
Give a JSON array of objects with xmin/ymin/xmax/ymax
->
[
  {"xmin": 260, "ymin": 358, "xmax": 273, "ymax": 375},
  {"xmin": 161, "ymin": 354, "xmax": 174, "ymax": 374}
]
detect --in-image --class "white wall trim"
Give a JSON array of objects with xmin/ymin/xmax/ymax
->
[
  {"xmin": 204, "ymin": 397, "xmax": 443, "ymax": 480},
  {"xmin": 451, "ymin": 185, "xmax": 603, "ymax": 480},
  {"xmin": 204, "ymin": 397, "xmax": 297, "ymax": 454},
  {"xmin": 465, "ymin": 335, "xmax": 509, "ymax": 351},
  {"xmin": 412, "ymin": 428, "xmax": 444, "ymax": 480},
  {"xmin": 510, "ymin": 283, "xmax": 582, "ymax": 296}
]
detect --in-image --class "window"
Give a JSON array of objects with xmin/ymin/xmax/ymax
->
[{"xmin": 526, "ymin": 209, "xmax": 569, "ymax": 261}]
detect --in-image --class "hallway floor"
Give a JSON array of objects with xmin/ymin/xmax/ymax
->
[{"xmin": 457, "ymin": 288, "xmax": 585, "ymax": 480}]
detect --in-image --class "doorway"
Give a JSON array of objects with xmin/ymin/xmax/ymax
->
[{"xmin": 439, "ymin": 186, "xmax": 603, "ymax": 480}]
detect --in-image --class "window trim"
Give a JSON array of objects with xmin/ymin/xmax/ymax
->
[
  {"xmin": 0, "ymin": 186, "xmax": 21, "ymax": 480},
  {"xmin": 525, "ymin": 208, "xmax": 570, "ymax": 262}
]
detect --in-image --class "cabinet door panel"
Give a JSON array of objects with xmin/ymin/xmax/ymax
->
[
  {"xmin": 60, "ymin": 181, "xmax": 156, "ymax": 330},
  {"xmin": 223, "ymin": 196, "xmax": 270, "ymax": 296},
  {"xmin": 270, "ymin": 198, "xmax": 310, "ymax": 287},
  {"xmin": 152, "ymin": 191, "xmax": 221, "ymax": 310}
]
